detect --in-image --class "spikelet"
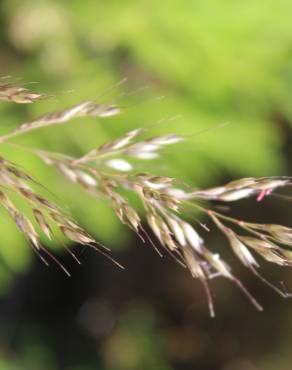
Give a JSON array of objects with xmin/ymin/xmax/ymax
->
[
  {"xmin": 0, "ymin": 155, "xmax": 120, "ymax": 274},
  {"xmin": 0, "ymin": 79, "xmax": 44, "ymax": 104},
  {"xmin": 35, "ymin": 134, "xmax": 292, "ymax": 315},
  {"xmin": 0, "ymin": 101, "xmax": 120, "ymax": 142},
  {"xmin": 190, "ymin": 177, "xmax": 290, "ymax": 202}
]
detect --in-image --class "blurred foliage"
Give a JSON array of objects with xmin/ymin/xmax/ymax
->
[{"xmin": 0, "ymin": 1, "xmax": 292, "ymax": 369}]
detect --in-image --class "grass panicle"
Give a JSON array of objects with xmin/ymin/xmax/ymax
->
[{"xmin": 1, "ymin": 81, "xmax": 292, "ymax": 316}]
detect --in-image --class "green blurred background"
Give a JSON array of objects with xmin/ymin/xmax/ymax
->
[{"xmin": 0, "ymin": 0, "xmax": 292, "ymax": 369}]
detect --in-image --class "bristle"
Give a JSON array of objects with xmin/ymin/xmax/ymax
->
[
  {"xmin": 40, "ymin": 247, "xmax": 71, "ymax": 277},
  {"xmin": 232, "ymin": 276, "xmax": 263, "ymax": 312}
]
